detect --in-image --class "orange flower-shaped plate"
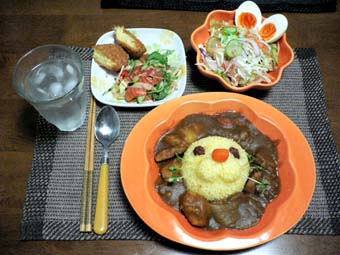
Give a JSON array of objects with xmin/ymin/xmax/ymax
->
[
  {"xmin": 121, "ymin": 92, "xmax": 315, "ymax": 250},
  {"xmin": 191, "ymin": 10, "xmax": 294, "ymax": 92}
]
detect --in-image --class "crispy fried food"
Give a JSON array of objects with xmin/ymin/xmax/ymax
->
[
  {"xmin": 114, "ymin": 26, "xmax": 146, "ymax": 59},
  {"xmin": 93, "ymin": 44, "xmax": 129, "ymax": 71}
]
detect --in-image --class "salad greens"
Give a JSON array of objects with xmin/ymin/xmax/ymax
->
[
  {"xmin": 105, "ymin": 49, "xmax": 181, "ymax": 103},
  {"xmin": 198, "ymin": 19, "xmax": 279, "ymax": 87}
]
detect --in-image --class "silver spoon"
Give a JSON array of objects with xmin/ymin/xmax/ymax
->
[{"xmin": 93, "ymin": 105, "xmax": 120, "ymax": 235}]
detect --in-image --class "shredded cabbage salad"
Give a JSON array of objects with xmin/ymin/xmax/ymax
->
[
  {"xmin": 198, "ymin": 20, "xmax": 279, "ymax": 87},
  {"xmin": 104, "ymin": 50, "xmax": 181, "ymax": 103}
]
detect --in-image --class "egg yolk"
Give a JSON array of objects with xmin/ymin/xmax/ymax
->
[
  {"xmin": 259, "ymin": 23, "xmax": 277, "ymax": 41},
  {"xmin": 238, "ymin": 12, "xmax": 257, "ymax": 29}
]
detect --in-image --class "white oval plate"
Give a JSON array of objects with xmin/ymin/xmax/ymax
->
[{"xmin": 90, "ymin": 28, "xmax": 187, "ymax": 107}]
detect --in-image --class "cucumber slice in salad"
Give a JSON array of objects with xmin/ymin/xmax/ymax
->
[
  {"xmin": 206, "ymin": 36, "xmax": 220, "ymax": 56},
  {"xmin": 225, "ymin": 39, "xmax": 243, "ymax": 59}
]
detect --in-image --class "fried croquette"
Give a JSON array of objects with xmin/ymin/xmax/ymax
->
[
  {"xmin": 114, "ymin": 26, "xmax": 147, "ymax": 59},
  {"xmin": 93, "ymin": 44, "xmax": 129, "ymax": 71}
]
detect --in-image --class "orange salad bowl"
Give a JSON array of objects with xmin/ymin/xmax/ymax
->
[{"xmin": 191, "ymin": 10, "xmax": 294, "ymax": 92}]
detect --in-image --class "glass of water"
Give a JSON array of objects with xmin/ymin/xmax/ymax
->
[{"xmin": 13, "ymin": 45, "xmax": 88, "ymax": 131}]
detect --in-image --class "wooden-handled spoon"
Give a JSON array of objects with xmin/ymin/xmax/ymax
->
[{"xmin": 93, "ymin": 106, "xmax": 120, "ymax": 235}]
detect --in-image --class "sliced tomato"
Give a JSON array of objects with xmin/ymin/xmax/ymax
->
[
  {"xmin": 138, "ymin": 75, "xmax": 163, "ymax": 86},
  {"xmin": 145, "ymin": 68, "xmax": 164, "ymax": 78},
  {"xmin": 125, "ymin": 87, "xmax": 147, "ymax": 102},
  {"xmin": 138, "ymin": 75, "xmax": 153, "ymax": 84},
  {"xmin": 120, "ymin": 70, "xmax": 129, "ymax": 79},
  {"xmin": 141, "ymin": 68, "xmax": 165, "ymax": 85},
  {"xmin": 124, "ymin": 66, "xmax": 165, "ymax": 86},
  {"xmin": 123, "ymin": 66, "xmax": 143, "ymax": 83}
]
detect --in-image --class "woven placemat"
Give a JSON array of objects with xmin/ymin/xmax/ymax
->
[
  {"xmin": 101, "ymin": 0, "xmax": 337, "ymax": 13},
  {"xmin": 21, "ymin": 47, "xmax": 340, "ymax": 240}
]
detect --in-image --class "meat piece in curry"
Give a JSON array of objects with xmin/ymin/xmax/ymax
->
[{"xmin": 179, "ymin": 191, "xmax": 212, "ymax": 227}]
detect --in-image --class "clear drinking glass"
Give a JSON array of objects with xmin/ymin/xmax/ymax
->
[{"xmin": 13, "ymin": 45, "xmax": 88, "ymax": 131}]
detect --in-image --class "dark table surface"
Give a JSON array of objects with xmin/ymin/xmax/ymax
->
[{"xmin": 1, "ymin": 0, "xmax": 340, "ymax": 254}]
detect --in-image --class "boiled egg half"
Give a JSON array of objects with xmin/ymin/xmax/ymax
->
[
  {"xmin": 259, "ymin": 14, "xmax": 288, "ymax": 43},
  {"xmin": 235, "ymin": 1, "xmax": 262, "ymax": 30}
]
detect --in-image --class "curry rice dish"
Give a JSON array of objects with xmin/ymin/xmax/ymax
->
[{"xmin": 155, "ymin": 111, "xmax": 280, "ymax": 230}]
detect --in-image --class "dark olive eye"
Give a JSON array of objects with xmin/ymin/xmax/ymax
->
[
  {"xmin": 193, "ymin": 146, "xmax": 205, "ymax": 155},
  {"xmin": 229, "ymin": 147, "xmax": 240, "ymax": 159}
]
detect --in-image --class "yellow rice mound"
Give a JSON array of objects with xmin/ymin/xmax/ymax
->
[{"xmin": 181, "ymin": 136, "xmax": 250, "ymax": 201}]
